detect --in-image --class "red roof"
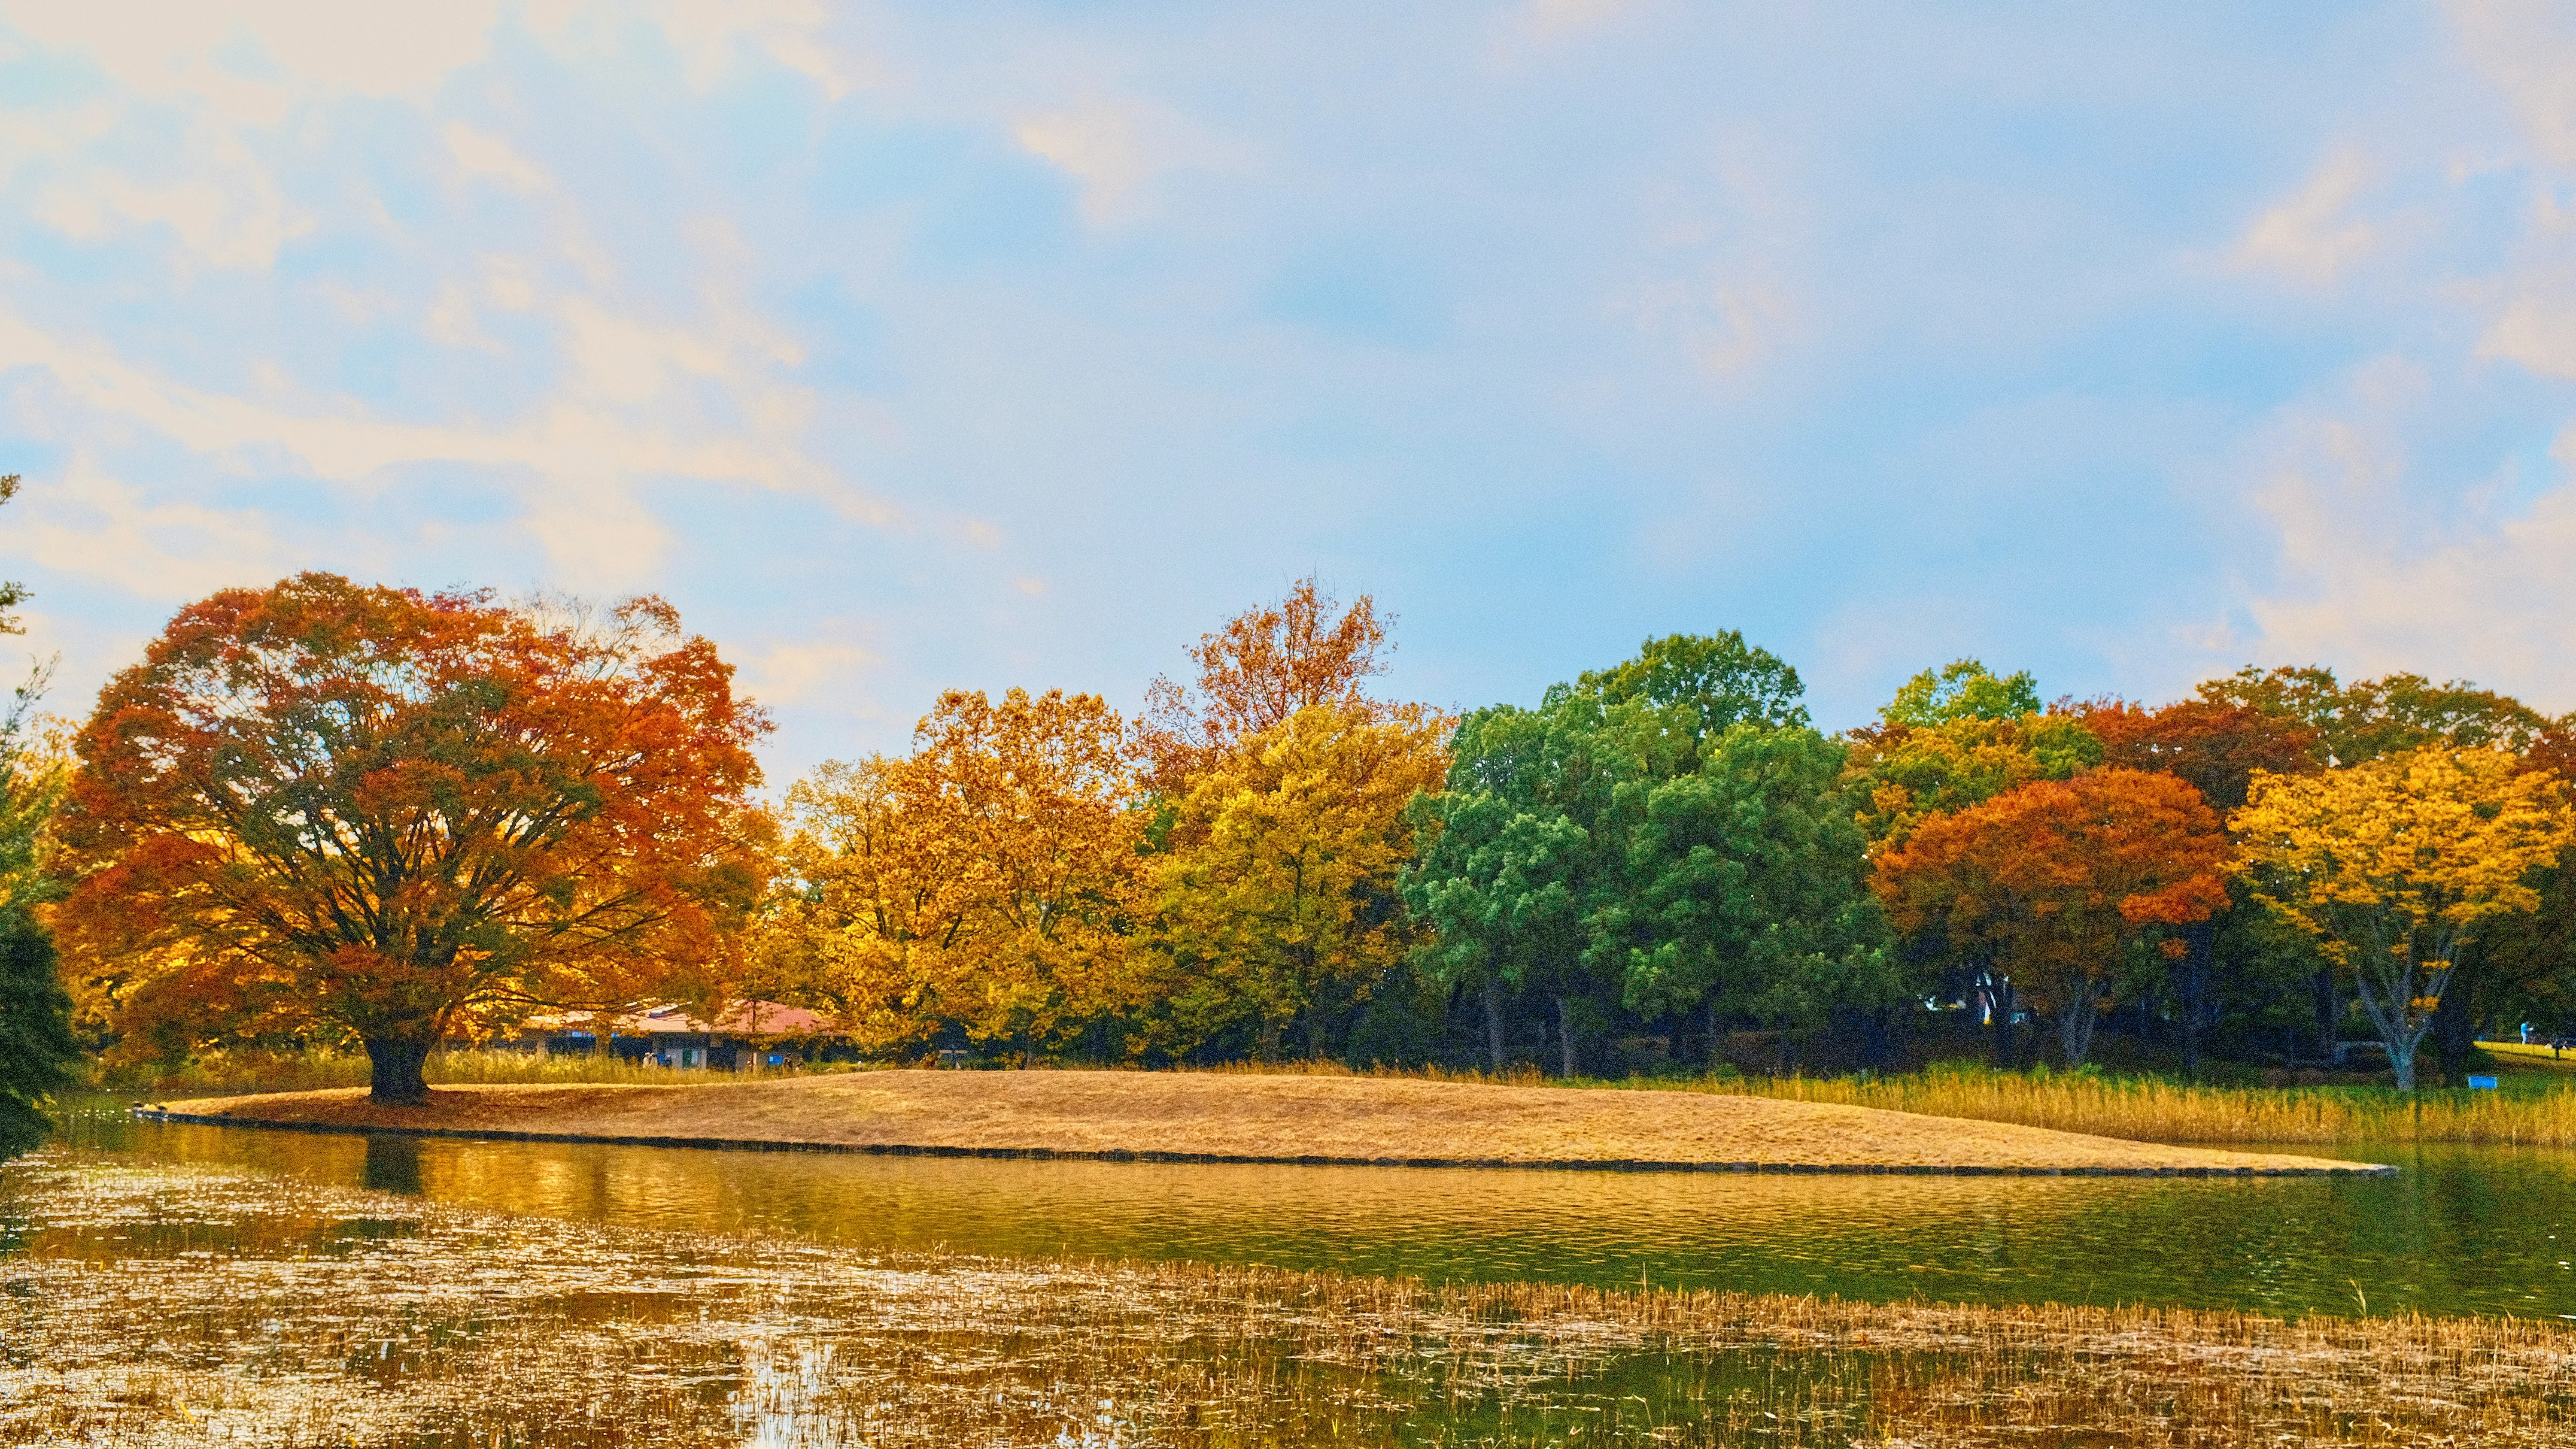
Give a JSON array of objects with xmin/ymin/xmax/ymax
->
[{"xmin": 524, "ymin": 1000, "xmax": 830, "ymax": 1037}]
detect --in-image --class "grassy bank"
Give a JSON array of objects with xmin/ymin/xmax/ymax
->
[
  {"xmin": 155, "ymin": 1070, "xmax": 2373, "ymax": 1174},
  {"xmin": 5, "ymin": 1153, "xmax": 2569, "ymax": 1447}
]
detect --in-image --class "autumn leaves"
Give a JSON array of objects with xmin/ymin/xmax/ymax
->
[
  {"xmin": 53, "ymin": 576, "xmax": 771, "ymax": 1101},
  {"xmin": 44, "ymin": 569, "xmax": 2576, "ymax": 1098},
  {"xmin": 758, "ymin": 582, "xmax": 1448, "ymax": 1065}
]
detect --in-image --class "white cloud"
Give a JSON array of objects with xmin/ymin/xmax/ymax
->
[
  {"xmin": 1486, "ymin": 0, "xmax": 1646, "ymax": 66},
  {"xmin": 445, "ymin": 123, "xmax": 550, "ymax": 193},
  {"xmin": 637, "ymin": 0, "xmax": 871, "ymax": 98},
  {"xmin": 0, "ymin": 455, "xmax": 286, "ymax": 600},
  {"xmin": 33, "ymin": 168, "xmax": 313, "ymax": 270},
  {"xmin": 1015, "ymin": 98, "xmax": 1240, "ymax": 226},
  {"xmin": 1628, "ymin": 277, "xmax": 1795, "ymax": 377},
  {"xmin": 2232, "ymin": 150, "xmax": 2379, "ymax": 284},
  {"xmin": 2449, "ymin": 0, "xmax": 2576, "ymax": 168},
  {"xmin": 2224, "ymin": 362, "xmax": 2576, "ymax": 710},
  {"xmin": 738, "ymin": 638, "xmax": 877, "ymax": 707},
  {"xmin": 0, "ymin": 1, "xmax": 502, "ymax": 112},
  {"xmin": 0, "ymin": 296, "xmax": 871, "ymax": 591}
]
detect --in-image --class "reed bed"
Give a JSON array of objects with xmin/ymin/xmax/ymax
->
[
  {"xmin": 1208, "ymin": 1058, "xmax": 2576, "ymax": 1148},
  {"xmin": 1687, "ymin": 1063, "xmax": 2576, "ymax": 1148},
  {"xmin": 5, "ymin": 1152, "xmax": 2573, "ymax": 1447}
]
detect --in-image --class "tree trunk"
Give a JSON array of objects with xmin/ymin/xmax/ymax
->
[
  {"xmin": 2436, "ymin": 943, "xmax": 2485, "ymax": 1088},
  {"xmin": 1553, "ymin": 993, "xmax": 1578, "ymax": 1079},
  {"xmin": 2178, "ymin": 920, "xmax": 2214, "ymax": 1079},
  {"xmin": 1482, "ymin": 977, "xmax": 1507, "ymax": 1073},
  {"xmin": 2312, "ymin": 968, "xmax": 2345, "ymax": 1064},
  {"xmin": 2057, "ymin": 987, "xmax": 2099, "ymax": 1070},
  {"xmin": 364, "ymin": 1036, "xmax": 433, "ymax": 1103},
  {"xmin": 1258, "ymin": 1018, "xmax": 1281, "ymax": 1067},
  {"xmin": 1988, "ymin": 976, "xmax": 2017, "ymax": 1070}
]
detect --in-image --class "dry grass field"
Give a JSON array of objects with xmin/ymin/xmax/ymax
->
[{"xmin": 159, "ymin": 1068, "xmax": 2377, "ymax": 1174}]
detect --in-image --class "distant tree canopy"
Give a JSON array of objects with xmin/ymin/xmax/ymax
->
[
  {"xmin": 52, "ymin": 566, "xmax": 2576, "ymax": 1096},
  {"xmin": 55, "ymin": 575, "xmax": 770, "ymax": 1102}
]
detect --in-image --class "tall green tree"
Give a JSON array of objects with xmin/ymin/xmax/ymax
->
[
  {"xmin": 1618, "ymin": 724, "xmax": 1893, "ymax": 1061},
  {"xmin": 1879, "ymin": 659, "xmax": 2043, "ymax": 728},
  {"xmin": 1406, "ymin": 694, "xmax": 1677, "ymax": 1075},
  {"xmin": 1565, "ymin": 631, "xmax": 1810, "ymax": 738}
]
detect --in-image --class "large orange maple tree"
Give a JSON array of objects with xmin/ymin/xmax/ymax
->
[
  {"xmin": 54, "ymin": 575, "xmax": 770, "ymax": 1100},
  {"xmin": 1874, "ymin": 767, "xmax": 2229, "ymax": 1069}
]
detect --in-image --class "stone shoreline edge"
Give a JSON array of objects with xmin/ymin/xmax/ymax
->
[{"xmin": 129, "ymin": 1106, "xmax": 2399, "ymax": 1178}]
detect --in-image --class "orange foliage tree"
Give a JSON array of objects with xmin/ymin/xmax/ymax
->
[
  {"xmin": 1874, "ymin": 768, "xmax": 2230, "ymax": 1069},
  {"xmin": 775, "ymin": 688, "xmax": 1148, "ymax": 1061},
  {"xmin": 53, "ymin": 575, "xmax": 771, "ymax": 1101},
  {"xmin": 1135, "ymin": 576, "xmax": 1396, "ymax": 794},
  {"xmin": 2078, "ymin": 695, "xmax": 2322, "ymax": 1074}
]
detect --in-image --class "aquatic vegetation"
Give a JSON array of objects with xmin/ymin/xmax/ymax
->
[{"xmin": 5, "ymin": 1153, "xmax": 2574, "ymax": 1446}]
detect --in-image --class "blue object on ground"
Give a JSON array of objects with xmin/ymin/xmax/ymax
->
[{"xmin": 2467, "ymin": 1075, "xmax": 2500, "ymax": 1090}]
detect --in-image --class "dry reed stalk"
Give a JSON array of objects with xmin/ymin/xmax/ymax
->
[{"xmin": 4, "ymin": 1153, "xmax": 2572, "ymax": 1447}]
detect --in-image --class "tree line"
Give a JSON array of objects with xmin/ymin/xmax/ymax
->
[{"xmin": 13, "ymin": 567, "xmax": 2576, "ymax": 1110}]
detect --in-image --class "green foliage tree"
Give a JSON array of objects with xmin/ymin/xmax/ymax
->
[
  {"xmin": 0, "ymin": 675, "xmax": 77, "ymax": 1159},
  {"xmin": 2202, "ymin": 665, "xmax": 2551, "ymax": 765},
  {"xmin": 1405, "ymin": 694, "xmax": 1679, "ymax": 1075},
  {"xmin": 1566, "ymin": 631, "xmax": 1810, "ymax": 738},
  {"xmin": 1879, "ymin": 659, "xmax": 2042, "ymax": 728},
  {"xmin": 1617, "ymin": 723, "xmax": 1893, "ymax": 1059}
]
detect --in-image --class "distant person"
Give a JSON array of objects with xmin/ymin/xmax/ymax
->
[{"xmin": 2521, "ymin": 1022, "xmax": 2533, "ymax": 1045}]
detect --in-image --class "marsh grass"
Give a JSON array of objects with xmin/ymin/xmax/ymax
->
[
  {"xmin": 5, "ymin": 1153, "xmax": 2573, "ymax": 1447},
  {"xmin": 1212, "ymin": 1057, "xmax": 2576, "ymax": 1148}
]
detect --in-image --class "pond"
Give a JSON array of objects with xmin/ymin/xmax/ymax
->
[{"xmin": 43, "ymin": 1093, "xmax": 2576, "ymax": 1319}]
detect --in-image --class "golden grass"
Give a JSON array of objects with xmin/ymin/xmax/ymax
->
[
  {"xmin": 1197, "ymin": 1056, "xmax": 2576, "ymax": 1149},
  {"xmin": 1682, "ymin": 1061, "xmax": 2576, "ymax": 1147},
  {"xmin": 5, "ymin": 1154, "xmax": 2571, "ymax": 1447},
  {"xmin": 103, "ymin": 1045, "xmax": 2576, "ymax": 1149},
  {"xmin": 156, "ymin": 1069, "xmax": 2376, "ymax": 1173}
]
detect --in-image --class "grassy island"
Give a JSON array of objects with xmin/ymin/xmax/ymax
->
[{"xmin": 153, "ymin": 1068, "xmax": 2382, "ymax": 1175}]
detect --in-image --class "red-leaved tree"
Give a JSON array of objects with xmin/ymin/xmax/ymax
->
[
  {"xmin": 1874, "ymin": 768, "xmax": 2230, "ymax": 1069},
  {"xmin": 55, "ymin": 575, "xmax": 770, "ymax": 1100}
]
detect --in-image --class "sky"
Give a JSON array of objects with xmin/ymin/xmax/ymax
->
[{"xmin": 3, "ymin": 1, "xmax": 2576, "ymax": 781}]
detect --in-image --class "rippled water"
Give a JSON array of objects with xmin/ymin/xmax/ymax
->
[{"xmin": 49, "ymin": 1094, "xmax": 2576, "ymax": 1317}]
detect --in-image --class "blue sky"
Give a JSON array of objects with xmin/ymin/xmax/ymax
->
[{"xmin": 4, "ymin": 2, "xmax": 2576, "ymax": 780}]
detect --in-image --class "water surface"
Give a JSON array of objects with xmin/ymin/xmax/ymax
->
[{"xmin": 49, "ymin": 1094, "xmax": 2576, "ymax": 1318}]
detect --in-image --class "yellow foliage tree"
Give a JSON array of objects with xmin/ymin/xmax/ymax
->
[
  {"xmin": 775, "ymin": 688, "xmax": 1148, "ymax": 1061},
  {"xmin": 2233, "ymin": 746, "xmax": 2575, "ymax": 1089},
  {"xmin": 1148, "ymin": 702, "xmax": 1449, "ymax": 1062}
]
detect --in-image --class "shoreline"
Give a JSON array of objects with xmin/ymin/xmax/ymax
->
[{"xmin": 140, "ymin": 1072, "xmax": 2397, "ymax": 1177}]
